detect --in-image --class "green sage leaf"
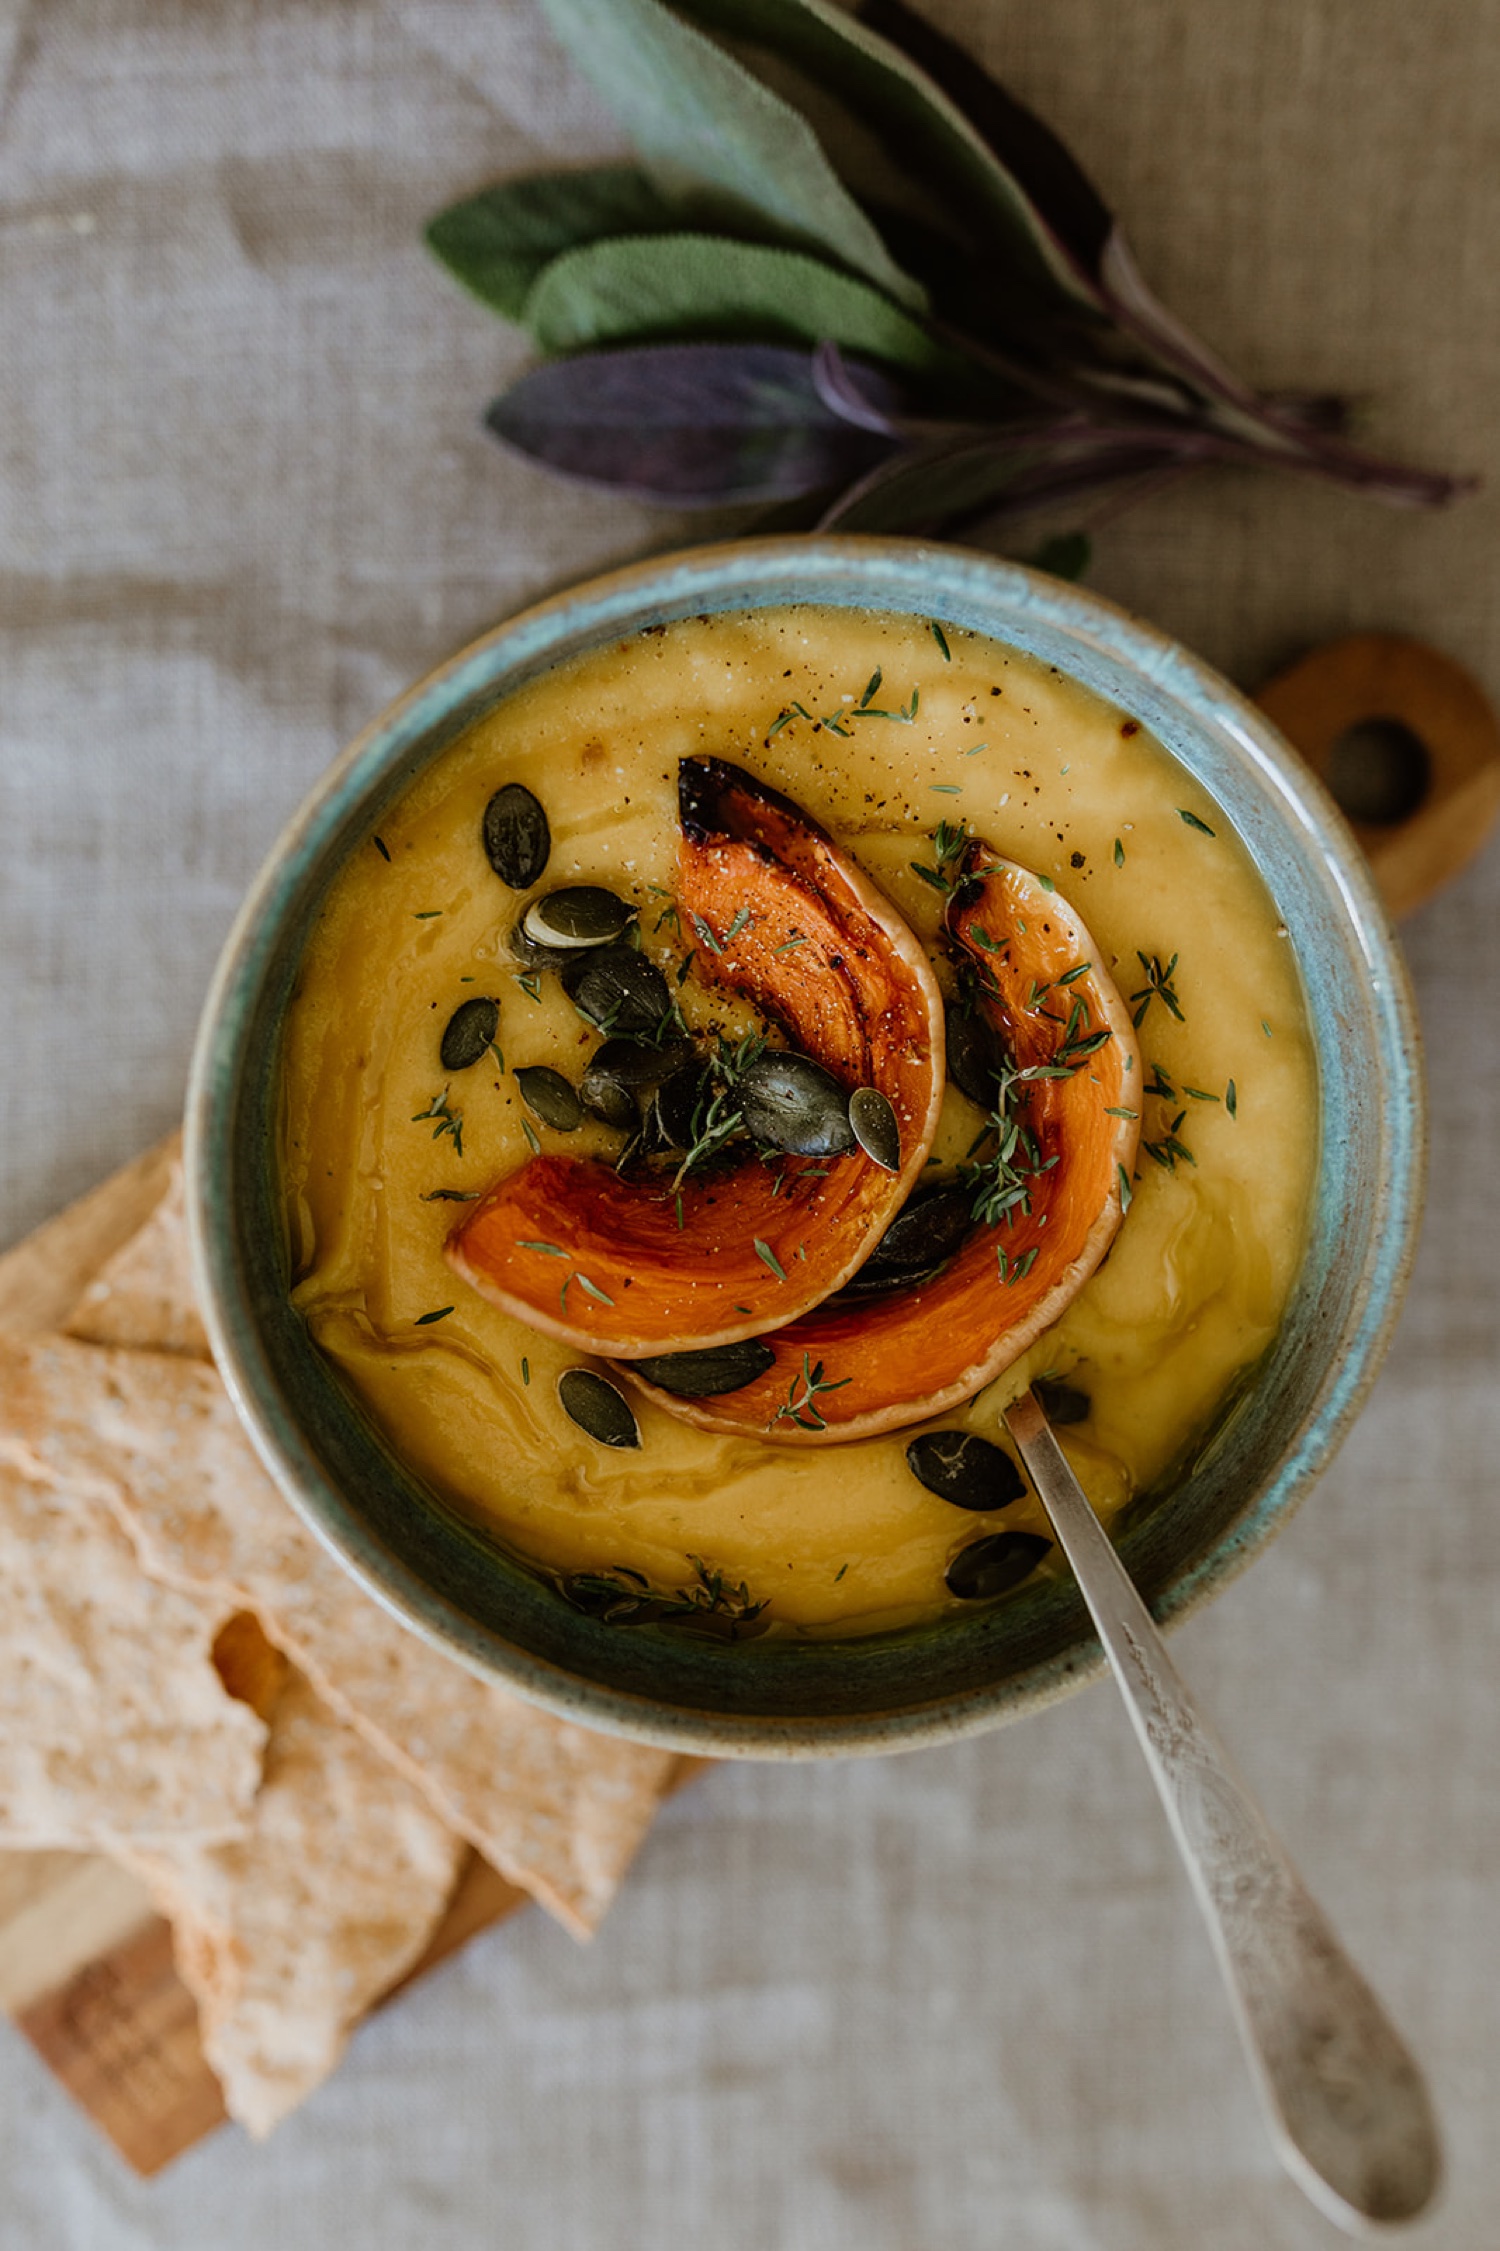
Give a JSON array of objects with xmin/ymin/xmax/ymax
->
[
  {"xmin": 1025, "ymin": 531, "xmax": 1093, "ymax": 581},
  {"xmin": 523, "ymin": 233, "xmax": 942, "ymax": 370},
  {"xmin": 534, "ymin": 0, "xmax": 924, "ymax": 310},
  {"xmin": 425, "ymin": 166, "xmax": 681, "ymax": 321},
  {"xmin": 820, "ymin": 432, "xmax": 1050, "ymax": 534},
  {"xmin": 671, "ymin": 0, "xmax": 1106, "ymax": 319}
]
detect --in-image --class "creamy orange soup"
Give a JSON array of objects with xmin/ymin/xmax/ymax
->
[{"xmin": 280, "ymin": 607, "xmax": 1316, "ymax": 1637}]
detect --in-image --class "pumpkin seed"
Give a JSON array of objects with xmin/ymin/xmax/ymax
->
[
  {"xmin": 579, "ymin": 1070, "xmax": 638, "ymax": 1131},
  {"xmin": 848, "ymin": 1086, "xmax": 901, "ymax": 1172},
  {"xmin": 632, "ymin": 1339, "xmax": 777, "ymax": 1397},
  {"xmin": 945, "ymin": 1529, "xmax": 1051, "ymax": 1600},
  {"xmin": 906, "ymin": 1430, "xmax": 1026, "ymax": 1512},
  {"xmin": 522, "ymin": 885, "xmax": 637, "ymax": 951},
  {"xmin": 1034, "ymin": 1378, "xmax": 1090, "ymax": 1425},
  {"xmin": 561, "ymin": 1571, "xmax": 659, "ymax": 1623},
  {"xmin": 482, "ymin": 783, "xmax": 550, "ymax": 889},
  {"xmin": 738, "ymin": 1051, "xmax": 856, "ymax": 1157},
  {"xmin": 439, "ymin": 995, "xmax": 500, "ymax": 1072},
  {"xmin": 841, "ymin": 1184, "xmax": 972, "ymax": 1297},
  {"xmin": 839, "ymin": 1258, "xmax": 950, "ymax": 1301},
  {"xmin": 562, "ymin": 944, "xmax": 670, "ymax": 1036},
  {"xmin": 581, "ymin": 1037, "xmax": 692, "ymax": 1130},
  {"xmin": 558, "ymin": 1369, "xmax": 641, "ymax": 1449},
  {"xmin": 870, "ymin": 1183, "xmax": 972, "ymax": 1275},
  {"xmin": 508, "ymin": 919, "xmax": 572, "ymax": 973},
  {"xmin": 653, "ymin": 1061, "xmax": 711, "ymax": 1150},
  {"xmin": 946, "ymin": 1000, "xmax": 1007, "ymax": 1108},
  {"xmin": 515, "ymin": 1065, "xmax": 583, "ymax": 1133}
]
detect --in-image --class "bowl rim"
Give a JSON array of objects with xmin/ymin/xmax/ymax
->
[{"xmin": 186, "ymin": 533, "xmax": 1426, "ymax": 1758}]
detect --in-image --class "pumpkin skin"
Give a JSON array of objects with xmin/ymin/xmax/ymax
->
[
  {"xmin": 445, "ymin": 759, "xmax": 945, "ymax": 1354},
  {"xmin": 621, "ymin": 844, "xmax": 1141, "ymax": 1442}
]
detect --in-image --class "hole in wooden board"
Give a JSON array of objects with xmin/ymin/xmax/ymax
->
[{"xmin": 1325, "ymin": 717, "xmax": 1431, "ymax": 827}]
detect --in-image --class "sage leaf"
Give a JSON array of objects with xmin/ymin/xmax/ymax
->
[
  {"xmin": 487, "ymin": 342, "xmax": 899, "ymax": 505},
  {"xmin": 1024, "ymin": 531, "xmax": 1093, "ymax": 582},
  {"xmin": 819, "ymin": 440, "xmax": 1008, "ymax": 535},
  {"xmin": 523, "ymin": 233, "xmax": 943, "ymax": 370},
  {"xmin": 535, "ymin": 0, "xmax": 925, "ymax": 310},
  {"xmin": 425, "ymin": 166, "xmax": 681, "ymax": 320},
  {"xmin": 673, "ymin": 0, "xmax": 1107, "ymax": 322},
  {"xmin": 822, "ymin": 426, "xmax": 1191, "ymax": 535}
]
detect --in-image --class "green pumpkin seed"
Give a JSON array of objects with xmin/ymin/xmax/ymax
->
[
  {"xmin": 945, "ymin": 1529, "xmax": 1051, "ymax": 1599},
  {"xmin": 907, "ymin": 1430, "xmax": 1025, "ymax": 1512},
  {"xmin": 483, "ymin": 783, "xmax": 550, "ymax": 890},
  {"xmin": 579, "ymin": 1070, "xmax": 638, "ymax": 1131},
  {"xmin": 838, "ymin": 1258, "xmax": 951, "ymax": 1301},
  {"xmin": 515, "ymin": 1065, "xmax": 583, "ymax": 1133},
  {"xmin": 581, "ymin": 1037, "xmax": 692, "ymax": 1130},
  {"xmin": 945, "ymin": 1000, "xmax": 1007, "ymax": 1108},
  {"xmin": 562, "ymin": 945, "xmax": 670, "ymax": 1036},
  {"xmin": 508, "ymin": 920, "xmax": 572, "ymax": 973},
  {"xmin": 439, "ymin": 995, "xmax": 499, "ymax": 1072},
  {"xmin": 560, "ymin": 1569, "xmax": 660, "ymax": 1623},
  {"xmin": 558, "ymin": 1368, "xmax": 641, "ymax": 1449},
  {"xmin": 1034, "ymin": 1378, "xmax": 1090, "ymax": 1426},
  {"xmin": 738, "ymin": 1051, "xmax": 856, "ymax": 1157},
  {"xmin": 632, "ymin": 1339, "xmax": 777, "ymax": 1398},
  {"xmin": 868, "ymin": 1184, "xmax": 972, "ymax": 1275},
  {"xmin": 522, "ymin": 885, "xmax": 637, "ymax": 951},
  {"xmin": 841, "ymin": 1185, "xmax": 971, "ymax": 1297},
  {"xmin": 848, "ymin": 1086, "xmax": 901, "ymax": 1172},
  {"xmin": 653, "ymin": 1061, "xmax": 711, "ymax": 1150}
]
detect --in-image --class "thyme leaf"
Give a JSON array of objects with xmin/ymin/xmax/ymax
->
[
  {"xmin": 411, "ymin": 1088, "xmax": 464, "ymax": 1159},
  {"xmin": 770, "ymin": 1351, "xmax": 852, "ymax": 1432}
]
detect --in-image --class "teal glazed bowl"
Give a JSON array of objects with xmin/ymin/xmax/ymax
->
[{"xmin": 187, "ymin": 537, "xmax": 1425, "ymax": 1758}]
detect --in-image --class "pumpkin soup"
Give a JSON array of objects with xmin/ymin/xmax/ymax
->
[{"xmin": 280, "ymin": 606, "xmax": 1316, "ymax": 1638}]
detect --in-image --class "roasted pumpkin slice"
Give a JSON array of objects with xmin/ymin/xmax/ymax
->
[
  {"xmin": 621, "ymin": 844, "xmax": 1140, "ymax": 1441},
  {"xmin": 445, "ymin": 759, "xmax": 944, "ymax": 1354}
]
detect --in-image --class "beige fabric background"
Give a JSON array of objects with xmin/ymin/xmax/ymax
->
[{"xmin": 1, "ymin": 3, "xmax": 1497, "ymax": 2245}]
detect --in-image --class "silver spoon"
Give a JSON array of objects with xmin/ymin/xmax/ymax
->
[{"xmin": 1003, "ymin": 1387, "xmax": 1442, "ymax": 2233}]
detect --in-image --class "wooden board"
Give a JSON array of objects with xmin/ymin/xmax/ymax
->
[{"xmin": 0, "ymin": 1146, "xmax": 553, "ymax": 2175}]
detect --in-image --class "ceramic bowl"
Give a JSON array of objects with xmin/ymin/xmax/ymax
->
[{"xmin": 186, "ymin": 536, "xmax": 1424, "ymax": 1757}]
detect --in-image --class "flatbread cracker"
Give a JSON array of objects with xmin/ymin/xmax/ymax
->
[
  {"xmin": 0, "ymin": 1459, "xmax": 265, "ymax": 1850},
  {"xmin": 0, "ymin": 1334, "xmax": 676, "ymax": 1938},
  {"xmin": 121, "ymin": 1666, "xmax": 465, "ymax": 2138},
  {"xmin": 0, "ymin": 1135, "xmax": 181, "ymax": 1339},
  {"xmin": 63, "ymin": 1155, "xmax": 209, "ymax": 1359}
]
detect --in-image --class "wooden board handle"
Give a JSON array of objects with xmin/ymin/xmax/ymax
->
[{"xmin": 1255, "ymin": 634, "xmax": 1500, "ymax": 919}]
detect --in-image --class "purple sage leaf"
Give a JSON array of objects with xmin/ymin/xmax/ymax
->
[{"xmin": 486, "ymin": 342, "xmax": 902, "ymax": 506}]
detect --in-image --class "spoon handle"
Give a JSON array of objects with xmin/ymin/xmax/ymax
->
[{"xmin": 1003, "ymin": 1389, "xmax": 1441, "ymax": 2234}]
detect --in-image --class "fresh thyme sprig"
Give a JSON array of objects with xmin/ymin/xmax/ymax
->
[
  {"xmin": 670, "ymin": 1080, "xmax": 745, "ymax": 1191},
  {"xmin": 661, "ymin": 1557, "xmax": 770, "ymax": 1632},
  {"xmin": 647, "ymin": 883, "xmax": 682, "ymax": 936},
  {"xmin": 960, "ymin": 1057, "xmax": 1065, "ymax": 1228},
  {"xmin": 558, "ymin": 1556, "xmax": 769, "ymax": 1638},
  {"xmin": 412, "ymin": 1087, "xmax": 464, "ymax": 1159},
  {"xmin": 666, "ymin": 1029, "xmax": 768, "ymax": 1192},
  {"xmin": 909, "ymin": 818, "xmax": 971, "ymax": 898},
  {"xmin": 770, "ymin": 1351, "xmax": 853, "ymax": 1433},
  {"xmin": 1128, "ymin": 950, "xmax": 1185, "ymax": 1029},
  {"xmin": 765, "ymin": 673, "xmax": 919, "ymax": 743}
]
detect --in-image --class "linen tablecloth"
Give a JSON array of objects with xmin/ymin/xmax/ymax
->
[{"xmin": 2, "ymin": 3, "xmax": 1497, "ymax": 2245}]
